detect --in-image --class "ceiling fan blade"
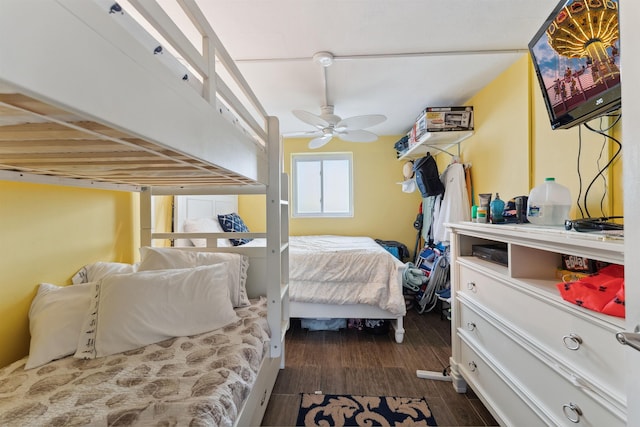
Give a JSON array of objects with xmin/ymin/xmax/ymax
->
[
  {"xmin": 309, "ymin": 134, "xmax": 333, "ymax": 149},
  {"xmin": 283, "ymin": 130, "xmax": 323, "ymax": 138},
  {"xmin": 336, "ymin": 129, "xmax": 379, "ymax": 143},
  {"xmin": 336, "ymin": 114, "xmax": 386, "ymax": 131},
  {"xmin": 293, "ymin": 110, "xmax": 330, "ymax": 129}
]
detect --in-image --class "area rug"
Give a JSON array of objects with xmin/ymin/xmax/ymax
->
[{"xmin": 296, "ymin": 393, "xmax": 438, "ymax": 426}]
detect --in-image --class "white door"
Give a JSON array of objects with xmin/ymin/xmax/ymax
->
[{"xmin": 620, "ymin": 2, "xmax": 640, "ymax": 425}]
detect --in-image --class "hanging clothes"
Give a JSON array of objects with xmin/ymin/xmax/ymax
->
[{"xmin": 432, "ymin": 162, "xmax": 470, "ymax": 243}]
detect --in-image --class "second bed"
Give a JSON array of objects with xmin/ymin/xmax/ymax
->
[
  {"xmin": 167, "ymin": 196, "xmax": 407, "ymax": 343},
  {"xmin": 285, "ymin": 235, "xmax": 406, "ymax": 343}
]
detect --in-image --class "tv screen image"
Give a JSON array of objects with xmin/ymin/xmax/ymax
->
[{"xmin": 528, "ymin": 0, "xmax": 620, "ymax": 129}]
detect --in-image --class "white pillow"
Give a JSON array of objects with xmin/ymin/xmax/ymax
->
[
  {"xmin": 71, "ymin": 261, "xmax": 138, "ymax": 284},
  {"xmin": 138, "ymin": 246, "xmax": 196, "ymax": 270},
  {"xmin": 138, "ymin": 247, "xmax": 250, "ymax": 307},
  {"xmin": 26, "ymin": 282, "xmax": 93, "ymax": 369},
  {"xmin": 74, "ymin": 265, "xmax": 238, "ymax": 359},
  {"xmin": 183, "ymin": 217, "xmax": 232, "ymax": 248}
]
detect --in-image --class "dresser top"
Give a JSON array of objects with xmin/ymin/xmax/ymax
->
[{"xmin": 448, "ymin": 222, "xmax": 624, "ymax": 265}]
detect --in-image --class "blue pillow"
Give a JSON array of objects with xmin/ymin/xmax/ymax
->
[{"xmin": 217, "ymin": 213, "xmax": 253, "ymax": 246}]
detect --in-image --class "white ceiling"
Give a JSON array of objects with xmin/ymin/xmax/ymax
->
[{"xmin": 190, "ymin": 0, "xmax": 561, "ymax": 137}]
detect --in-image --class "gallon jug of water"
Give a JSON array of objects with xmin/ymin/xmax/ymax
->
[{"xmin": 526, "ymin": 178, "xmax": 571, "ymax": 226}]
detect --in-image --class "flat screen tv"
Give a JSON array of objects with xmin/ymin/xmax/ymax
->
[{"xmin": 528, "ymin": 0, "xmax": 620, "ymax": 130}]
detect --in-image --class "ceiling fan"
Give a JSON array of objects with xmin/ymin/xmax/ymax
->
[{"xmin": 290, "ymin": 52, "xmax": 386, "ymax": 149}]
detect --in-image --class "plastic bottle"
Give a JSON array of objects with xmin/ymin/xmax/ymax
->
[
  {"xmin": 490, "ymin": 193, "xmax": 505, "ymax": 223},
  {"xmin": 476, "ymin": 207, "xmax": 488, "ymax": 223},
  {"xmin": 526, "ymin": 178, "xmax": 571, "ymax": 226}
]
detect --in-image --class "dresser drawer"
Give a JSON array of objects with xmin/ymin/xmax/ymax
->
[
  {"xmin": 458, "ymin": 339, "xmax": 546, "ymax": 426},
  {"xmin": 458, "ymin": 305, "xmax": 625, "ymax": 427},
  {"xmin": 457, "ymin": 263, "xmax": 624, "ymax": 405}
]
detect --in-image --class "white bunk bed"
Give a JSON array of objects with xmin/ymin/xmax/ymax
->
[{"xmin": 0, "ymin": 1, "xmax": 287, "ymax": 426}]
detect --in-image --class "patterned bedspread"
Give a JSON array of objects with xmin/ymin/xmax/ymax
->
[
  {"xmin": 289, "ymin": 236, "xmax": 407, "ymax": 316},
  {"xmin": 0, "ymin": 298, "xmax": 270, "ymax": 427}
]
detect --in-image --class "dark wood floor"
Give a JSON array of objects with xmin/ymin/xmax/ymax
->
[{"xmin": 261, "ymin": 306, "xmax": 499, "ymax": 426}]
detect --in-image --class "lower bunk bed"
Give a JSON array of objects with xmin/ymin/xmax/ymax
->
[
  {"xmin": 0, "ymin": 248, "xmax": 281, "ymax": 427},
  {"xmin": 1, "ymin": 1, "xmax": 286, "ymax": 425}
]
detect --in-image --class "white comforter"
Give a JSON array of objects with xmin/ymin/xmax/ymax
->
[{"xmin": 288, "ymin": 236, "xmax": 407, "ymax": 316}]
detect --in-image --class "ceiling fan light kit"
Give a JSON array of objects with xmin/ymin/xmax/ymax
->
[{"xmin": 291, "ymin": 51, "xmax": 387, "ymax": 149}]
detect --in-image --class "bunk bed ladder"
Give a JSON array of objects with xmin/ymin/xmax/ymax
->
[{"xmin": 266, "ymin": 116, "xmax": 290, "ymax": 362}]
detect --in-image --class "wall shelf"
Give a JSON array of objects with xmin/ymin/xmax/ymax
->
[{"xmin": 397, "ymin": 130, "xmax": 473, "ymax": 160}]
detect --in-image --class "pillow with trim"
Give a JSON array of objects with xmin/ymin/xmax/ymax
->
[
  {"xmin": 74, "ymin": 265, "xmax": 238, "ymax": 359},
  {"xmin": 217, "ymin": 212, "xmax": 253, "ymax": 246},
  {"xmin": 138, "ymin": 246, "xmax": 250, "ymax": 307},
  {"xmin": 72, "ymin": 262, "xmax": 138, "ymax": 284}
]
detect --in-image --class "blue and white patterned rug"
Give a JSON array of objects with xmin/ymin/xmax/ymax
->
[{"xmin": 296, "ymin": 393, "xmax": 438, "ymax": 426}]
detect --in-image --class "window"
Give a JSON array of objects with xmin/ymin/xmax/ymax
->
[{"xmin": 292, "ymin": 153, "xmax": 353, "ymax": 217}]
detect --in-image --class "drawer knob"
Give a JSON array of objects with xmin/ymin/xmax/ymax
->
[
  {"xmin": 466, "ymin": 282, "xmax": 477, "ymax": 292},
  {"xmin": 562, "ymin": 333, "xmax": 583, "ymax": 351},
  {"xmin": 562, "ymin": 402, "xmax": 583, "ymax": 423},
  {"xmin": 466, "ymin": 322, "xmax": 476, "ymax": 331},
  {"xmin": 468, "ymin": 361, "xmax": 477, "ymax": 372}
]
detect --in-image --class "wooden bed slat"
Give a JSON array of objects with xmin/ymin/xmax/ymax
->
[{"xmin": 0, "ymin": 140, "xmax": 142, "ymax": 154}]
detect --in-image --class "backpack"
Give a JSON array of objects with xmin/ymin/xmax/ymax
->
[
  {"xmin": 413, "ymin": 154, "xmax": 444, "ymax": 197},
  {"xmin": 375, "ymin": 239, "xmax": 410, "ymax": 261}
]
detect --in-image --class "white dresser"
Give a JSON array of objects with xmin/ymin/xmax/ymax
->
[{"xmin": 448, "ymin": 223, "xmax": 625, "ymax": 426}]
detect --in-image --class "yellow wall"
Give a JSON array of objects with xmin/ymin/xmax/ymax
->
[
  {"xmin": 0, "ymin": 181, "xmax": 136, "ymax": 367},
  {"xmin": 445, "ymin": 55, "xmax": 531, "ymax": 206},
  {"xmin": 454, "ymin": 54, "xmax": 621, "ymax": 219},
  {"xmin": 611, "ymin": 121, "xmax": 623, "ymax": 217},
  {"xmin": 529, "ymin": 61, "xmax": 620, "ymax": 219},
  {"xmin": 282, "ymin": 136, "xmax": 422, "ymax": 253},
  {"xmin": 241, "ymin": 136, "xmax": 425, "ymax": 254},
  {"xmin": 238, "ymin": 194, "xmax": 267, "ymax": 232},
  {"xmin": 152, "ymin": 195, "xmax": 174, "ymax": 247}
]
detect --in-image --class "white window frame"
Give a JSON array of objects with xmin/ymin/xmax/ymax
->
[{"xmin": 291, "ymin": 152, "xmax": 353, "ymax": 218}]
